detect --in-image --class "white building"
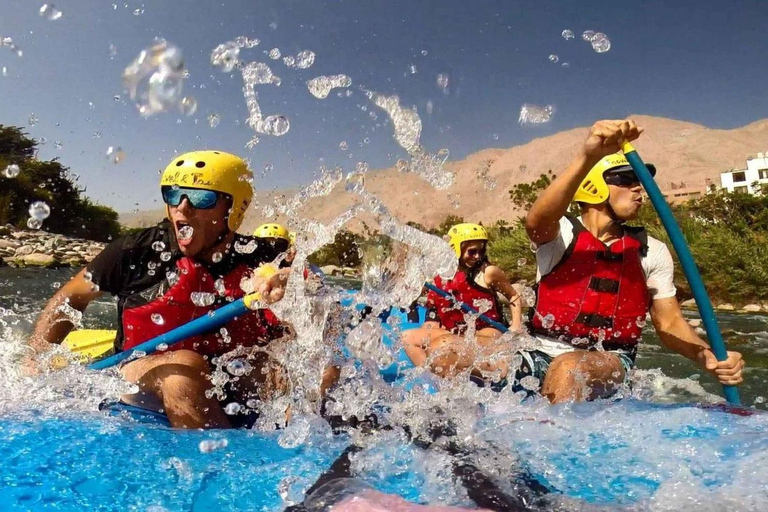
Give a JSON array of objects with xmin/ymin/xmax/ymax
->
[{"xmin": 720, "ymin": 154, "xmax": 768, "ymax": 195}]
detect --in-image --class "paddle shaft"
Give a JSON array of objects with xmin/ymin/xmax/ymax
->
[
  {"xmin": 88, "ymin": 297, "xmax": 252, "ymax": 370},
  {"xmin": 622, "ymin": 141, "xmax": 740, "ymax": 405},
  {"xmin": 423, "ymin": 282, "xmax": 509, "ymax": 333}
]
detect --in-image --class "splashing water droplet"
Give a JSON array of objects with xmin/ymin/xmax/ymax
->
[
  {"xmin": 256, "ymin": 115, "xmax": 290, "ymax": 136},
  {"xmin": 409, "ymin": 64, "xmax": 417, "ymax": 74},
  {"xmin": 151, "ymin": 241, "xmax": 166, "ymax": 252},
  {"xmin": 180, "ymin": 96, "xmax": 197, "ymax": 116},
  {"xmin": 294, "ymin": 50, "xmax": 315, "ymax": 69},
  {"xmin": 3, "ymin": 164, "xmax": 20, "ymax": 178},
  {"xmin": 345, "ymin": 172, "xmax": 366, "ymax": 194},
  {"xmin": 178, "ymin": 225, "xmax": 194, "ymax": 240},
  {"xmin": 160, "ymin": 251, "xmax": 172, "ymax": 262},
  {"xmin": 306, "ymin": 74, "xmax": 351, "ymax": 99},
  {"xmin": 582, "ymin": 30, "xmax": 596, "ymax": 42},
  {"xmin": 28, "ymin": 114, "xmax": 39, "ymax": 126},
  {"xmin": 106, "ymin": 146, "xmax": 125, "ymax": 164},
  {"xmin": 27, "ymin": 218, "xmax": 42, "ymax": 230},
  {"xmin": 268, "ymin": 48, "xmax": 281, "ymax": 60},
  {"xmin": 207, "ymin": 113, "xmax": 220, "ymax": 128},
  {"xmin": 518, "ymin": 104, "xmax": 555, "ymax": 125},
  {"xmin": 436, "ymin": 73, "xmax": 449, "ymax": 93},
  {"xmin": 541, "ymin": 313, "xmax": 555, "ymax": 329},
  {"xmin": 548, "ymin": 54, "xmax": 559, "ymax": 63},
  {"xmin": 39, "ymin": 4, "xmax": 63, "ymax": 21},
  {"xmin": 109, "ymin": 43, "xmax": 117, "ymax": 59},
  {"xmin": 223, "ymin": 402, "xmax": 241, "ymax": 415},
  {"xmin": 339, "ymin": 141, "xmax": 348, "ymax": 151},
  {"xmin": 54, "ymin": 140, "xmax": 63, "ymax": 149},
  {"xmin": 190, "ymin": 292, "xmax": 216, "ymax": 307},
  {"xmin": 199, "ymin": 439, "xmax": 228, "ymax": 453},
  {"xmin": 123, "ymin": 39, "xmax": 188, "ymax": 118},
  {"xmin": 211, "ymin": 252, "xmax": 223, "ymax": 263},
  {"xmin": 133, "ymin": 8, "xmax": 144, "ymax": 16},
  {"xmin": 151, "ymin": 313, "xmax": 165, "ymax": 325},
  {"xmin": 562, "ymin": 29, "xmax": 575, "ymax": 40},
  {"xmin": 29, "ymin": 201, "xmax": 51, "ymax": 221},
  {"xmin": 282, "ymin": 55, "xmax": 295, "ymax": 68},
  {"xmin": 371, "ymin": 93, "xmax": 422, "ymax": 153},
  {"xmin": 591, "ymin": 33, "xmax": 611, "ymax": 53},
  {"xmin": 156, "ymin": 343, "xmax": 169, "ymax": 352},
  {"xmin": 520, "ymin": 376, "xmax": 540, "ymax": 391},
  {"xmin": 210, "ymin": 41, "xmax": 240, "ymax": 72},
  {"xmin": 226, "ymin": 359, "xmax": 252, "ymax": 377},
  {"xmin": 517, "ymin": 258, "xmax": 527, "ymax": 267}
]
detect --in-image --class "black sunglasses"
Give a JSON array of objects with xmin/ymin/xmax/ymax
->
[{"xmin": 604, "ymin": 173, "xmax": 641, "ymax": 187}]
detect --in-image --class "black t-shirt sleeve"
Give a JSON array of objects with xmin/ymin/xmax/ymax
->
[{"xmin": 86, "ymin": 236, "xmax": 129, "ymax": 295}]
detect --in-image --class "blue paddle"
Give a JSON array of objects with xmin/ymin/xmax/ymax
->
[
  {"xmin": 622, "ymin": 141, "xmax": 740, "ymax": 405},
  {"xmin": 423, "ymin": 282, "xmax": 510, "ymax": 333}
]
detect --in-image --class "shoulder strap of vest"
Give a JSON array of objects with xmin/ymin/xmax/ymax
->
[
  {"xmin": 543, "ymin": 216, "xmax": 582, "ymax": 276},
  {"xmin": 623, "ymin": 225, "xmax": 649, "ymax": 257}
]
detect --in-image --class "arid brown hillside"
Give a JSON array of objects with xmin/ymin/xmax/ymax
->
[{"xmin": 120, "ymin": 115, "xmax": 768, "ymax": 231}]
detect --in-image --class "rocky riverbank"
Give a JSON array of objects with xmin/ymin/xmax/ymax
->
[{"xmin": 0, "ymin": 225, "xmax": 104, "ymax": 268}]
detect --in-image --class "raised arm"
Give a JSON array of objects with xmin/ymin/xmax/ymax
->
[
  {"xmin": 525, "ymin": 119, "xmax": 643, "ymax": 245},
  {"xmin": 29, "ymin": 268, "xmax": 103, "ymax": 353}
]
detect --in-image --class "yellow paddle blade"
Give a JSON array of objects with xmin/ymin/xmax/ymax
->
[{"xmin": 63, "ymin": 329, "xmax": 116, "ymax": 362}]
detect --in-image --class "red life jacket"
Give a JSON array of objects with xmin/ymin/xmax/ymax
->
[
  {"xmin": 427, "ymin": 269, "xmax": 506, "ymax": 333},
  {"xmin": 122, "ymin": 257, "xmax": 282, "ymax": 357},
  {"xmin": 530, "ymin": 218, "xmax": 650, "ymax": 349}
]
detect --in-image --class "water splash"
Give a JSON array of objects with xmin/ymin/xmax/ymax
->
[
  {"xmin": 122, "ymin": 39, "xmax": 188, "ymax": 117},
  {"xmin": 519, "ymin": 103, "xmax": 555, "ymax": 125},
  {"xmin": 307, "ymin": 75, "xmax": 352, "ymax": 99}
]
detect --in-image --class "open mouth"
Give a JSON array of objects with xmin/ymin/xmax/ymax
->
[{"xmin": 175, "ymin": 221, "xmax": 195, "ymax": 244}]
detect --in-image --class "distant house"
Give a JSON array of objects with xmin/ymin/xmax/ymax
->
[
  {"xmin": 720, "ymin": 154, "xmax": 768, "ymax": 195},
  {"xmin": 660, "ymin": 181, "xmax": 706, "ymax": 204}
]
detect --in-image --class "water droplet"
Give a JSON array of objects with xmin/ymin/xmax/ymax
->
[
  {"xmin": 306, "ymin": 74, "xmax": 352, "ymax": 99},
  {"xmin": 562, "ymin": 29, "xmax": 575, "ymax": 40},
  {"xmin": 160, "ymin": 251, "xmax": 172, "ymax": 262},
  {"xmin": 199, "ymin": 438, "xmax": 228, "ymax": 453},
  {"xmin": 54, "ymin": 140, "xmax": 63, "ymax": 149},
  {"xmin": 234, "ymin": 240, "xmax": 257, "ymax": 254},
  {"xmin": 152, "ymin": 241, "xmax": 166, "ymax": 252},
  {"xmin": 339, "ymin": 141, "xmax": 348, "ymax": 151},
  {"xmin": 755, "ymin": 396, "xmax": 766, "ymax": 405},
  {"xmin": 268, "ymin": 48, "xmax": 281, "ymax": 60},
  {"xmin": 178, "ymin": 225, "xmax": 194, "ymax": 240},
  {"xmin": 582, "ymin": 30, "xmax": 596, "ymax": 42},
  {"xmin": 123, "ymin": 39, "xmax": 187, "ymax": 117},
  {"xmin": 257, "ymin": 115, "xmax": 290, "ymax": 136},
  {"xmin": 29, "ymin": 201, "xmax": 51, "ymax": 221},
  {"xmin": 157, "ymin": 343, "xmax": 169, "ymax": 351},
  {"xmin": 345, "ymin": 172, "xmax": 366, "ymax": 194},
  {"xmin": 561, "ymin": 62, "xmax": 570, "ymax": 68},
  {"xmin": 548, "ymin": 54, "xmax": 559, "ymax": 63},
  {"xmin": 207, "ymin": 113, "xmax": 220, "ymax": 128},
  {"xmin": 517, "ymin": 258, "xmax": 527, "ymax": 267},
  {"xmin": 282, "ymin": 55, "xmax": 295, "ymax": 68},
  {"xmin": 541, "ymin": 313, "xmax": 555, "ymax": 329},
  {"xmin": 226, "ymin": 359, "xmax": 252, "ymax": 376},
  {"xmin": 93, "ymin": 132, "xmax": 102, "ymax": 139},
  {"xmin": 214, "ymin": 278, "xmax": 226, "ymax": 295},
  {"xmin": 212, "ymin": 252, "xmax": 223, "ymax": 263},
  {"xmin": 180, "ymin": 96, "xmax": 197, "ymax": 116},
  {"xmin": 591, "ymin": 33, "xmax": 611, "ymax": 53},
  {"xmin": 190, "ymin": 292, "xmax": 216, "ymax": 307},
  {"xmin": 39, "ymin": 4, "xmax": 63, "ymax": 21},
  {"xmin": 3, "ymin": 164, "xmax": 20, "ymax": 178},
  {"xmin": 106, "ymin": 146, "xmax": 125, "ymax": 164},
  {"xmin": 83, "ymin": 271, "xmax": 93, "ymax": 282},
  {"xmin": 294, "ymin": 50, "xmax": 315, "ymax": 69},
  {"xmin": 109, "ymin": 43, "xmax": 117, "ymax": 59},
  {"xmin": 27, "ymin": 218, "xmax": 42, "ymax": 230},
  {"xmin": 636, "ymin": 316, "xmax": 647, "ymax": 328},
  {"xmin": 409, "ymin": 64, "xmax": 417, "ymax": 74},
  {"xmin": 133, "ymin": 8, "xmax": 144, "ymax": 16},
  {"xmin": 151, "ymin": 313, "xmax": 165, "ymax": 325},
  {"xmin": 210, "ymin": 41, "xmax": 240, "ymax": 73},
  {"xmin": 518, "ymin": 103, "xmax": 555, "ymax": 125},
  {"xmin": 421, "ymin": 49, "xmax": 428, "ymax": 56},
  {"xmin": 520, "ymin": 375, "xmax": 540, "ymax": 391},
  {"xmin": 28, "ymin": 114, "xmax": 39, "ymax": 126},
  {"xmin": 1, "ymin": 67, "xmax": 7, "ymax": 77},
  {"xmin": 436, "ymin": 73, "xmax": 449, "ymax": 92},
  {"xmin": 223, "ymin": 402, "xmax": 241, "ymax": 415}
]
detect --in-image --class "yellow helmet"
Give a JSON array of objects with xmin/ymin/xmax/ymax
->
[
  {"xmin": 160, "ymin": 150, "xmax": 253, "ymax": 231},
  {"xmin": 574, "ymin": 153, "xmax": 656, "ymax": 204},
  {"xmin": 253, "ymin": 223, "xmax": 291, "ymax": 242},
  {"xmin": 448, "ymin": 223, "xmax": 488, "ymax": 257}
]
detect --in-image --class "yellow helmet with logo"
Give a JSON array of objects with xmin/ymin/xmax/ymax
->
[
  {"xmin": 574, "ymin": 153, "xmax": 656, "ymax": 204},
  {"xmin": 448, "ymin": 223, "xmax": 489, "ymax": 257},
  {"xmin": 254, "ymin": 223, "xmax": 291, "ymax": 242},
  {"xmin": 160, "ymin": 150, "xmax": 253, "ymax": 231}
]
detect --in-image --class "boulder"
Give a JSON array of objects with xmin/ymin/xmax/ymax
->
[
  {"xmin": 0, "ymin": 226, "xmax": 10, "ymax": 236},
  {"xmin": 742, "ymin": 304, "xmax": 762, "ymax": 313},
  {"xmin": 680, "ymin": 299, "xmax": 696, "ymax": 309},
  {"xmin": 716, "ymin": 303, "xmax": 735, "ymax": 311},
  {"xmin": 14, "ymin": 245, "xmax": 34, "ymax": 256},
  {"xmin": 11, "ymin": 231, "xmax": 33, "ymax": 240},
  {"xmin": 17, "ymin": 253, "xmax": 58, "ymax": 268}
]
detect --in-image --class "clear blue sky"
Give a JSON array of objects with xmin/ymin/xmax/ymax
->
[{"xmin": 1, "ymin": 0, "xmax": 766, "ymax": 212}]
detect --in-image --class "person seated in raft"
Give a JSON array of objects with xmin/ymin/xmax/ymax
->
[
  {"xmin": 27, "ymin": 151, "xmax": 296, "ymax": 429},
  {"xmin": 254, "ymin": 224, "xmax": 326, "ymax": 283},
  {"xmin": 521, "ymin": 118, "xmax": 745, "ymax": 403},
  {"xmin": 402, "ymin": 223, "xmax": 523, "ymax": 380}
]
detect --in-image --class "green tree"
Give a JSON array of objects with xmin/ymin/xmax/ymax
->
[
  {"xmin": 0, "ymin": 124, "xmax": 121, "ymax": 242},
  {"xmin": 508, "ymin": 170, "xmax": 556, "ymax": 214}
]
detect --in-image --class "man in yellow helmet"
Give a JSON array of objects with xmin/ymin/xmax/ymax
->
[
  {"xmin": 523, "ymin": 119, "xmax": 744, "ymax": 402},
  {"xmin": 402, "ymin": 222, "xmax": 523, "ymax": 381},
  {"xmin": 29, "ymin": 151, "xmax": 290, "ymax": 429}
]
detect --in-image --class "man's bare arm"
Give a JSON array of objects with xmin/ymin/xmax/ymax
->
[{"xmin": 30, "ymin": 268, "xmax": 103, "ymax": 353}]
